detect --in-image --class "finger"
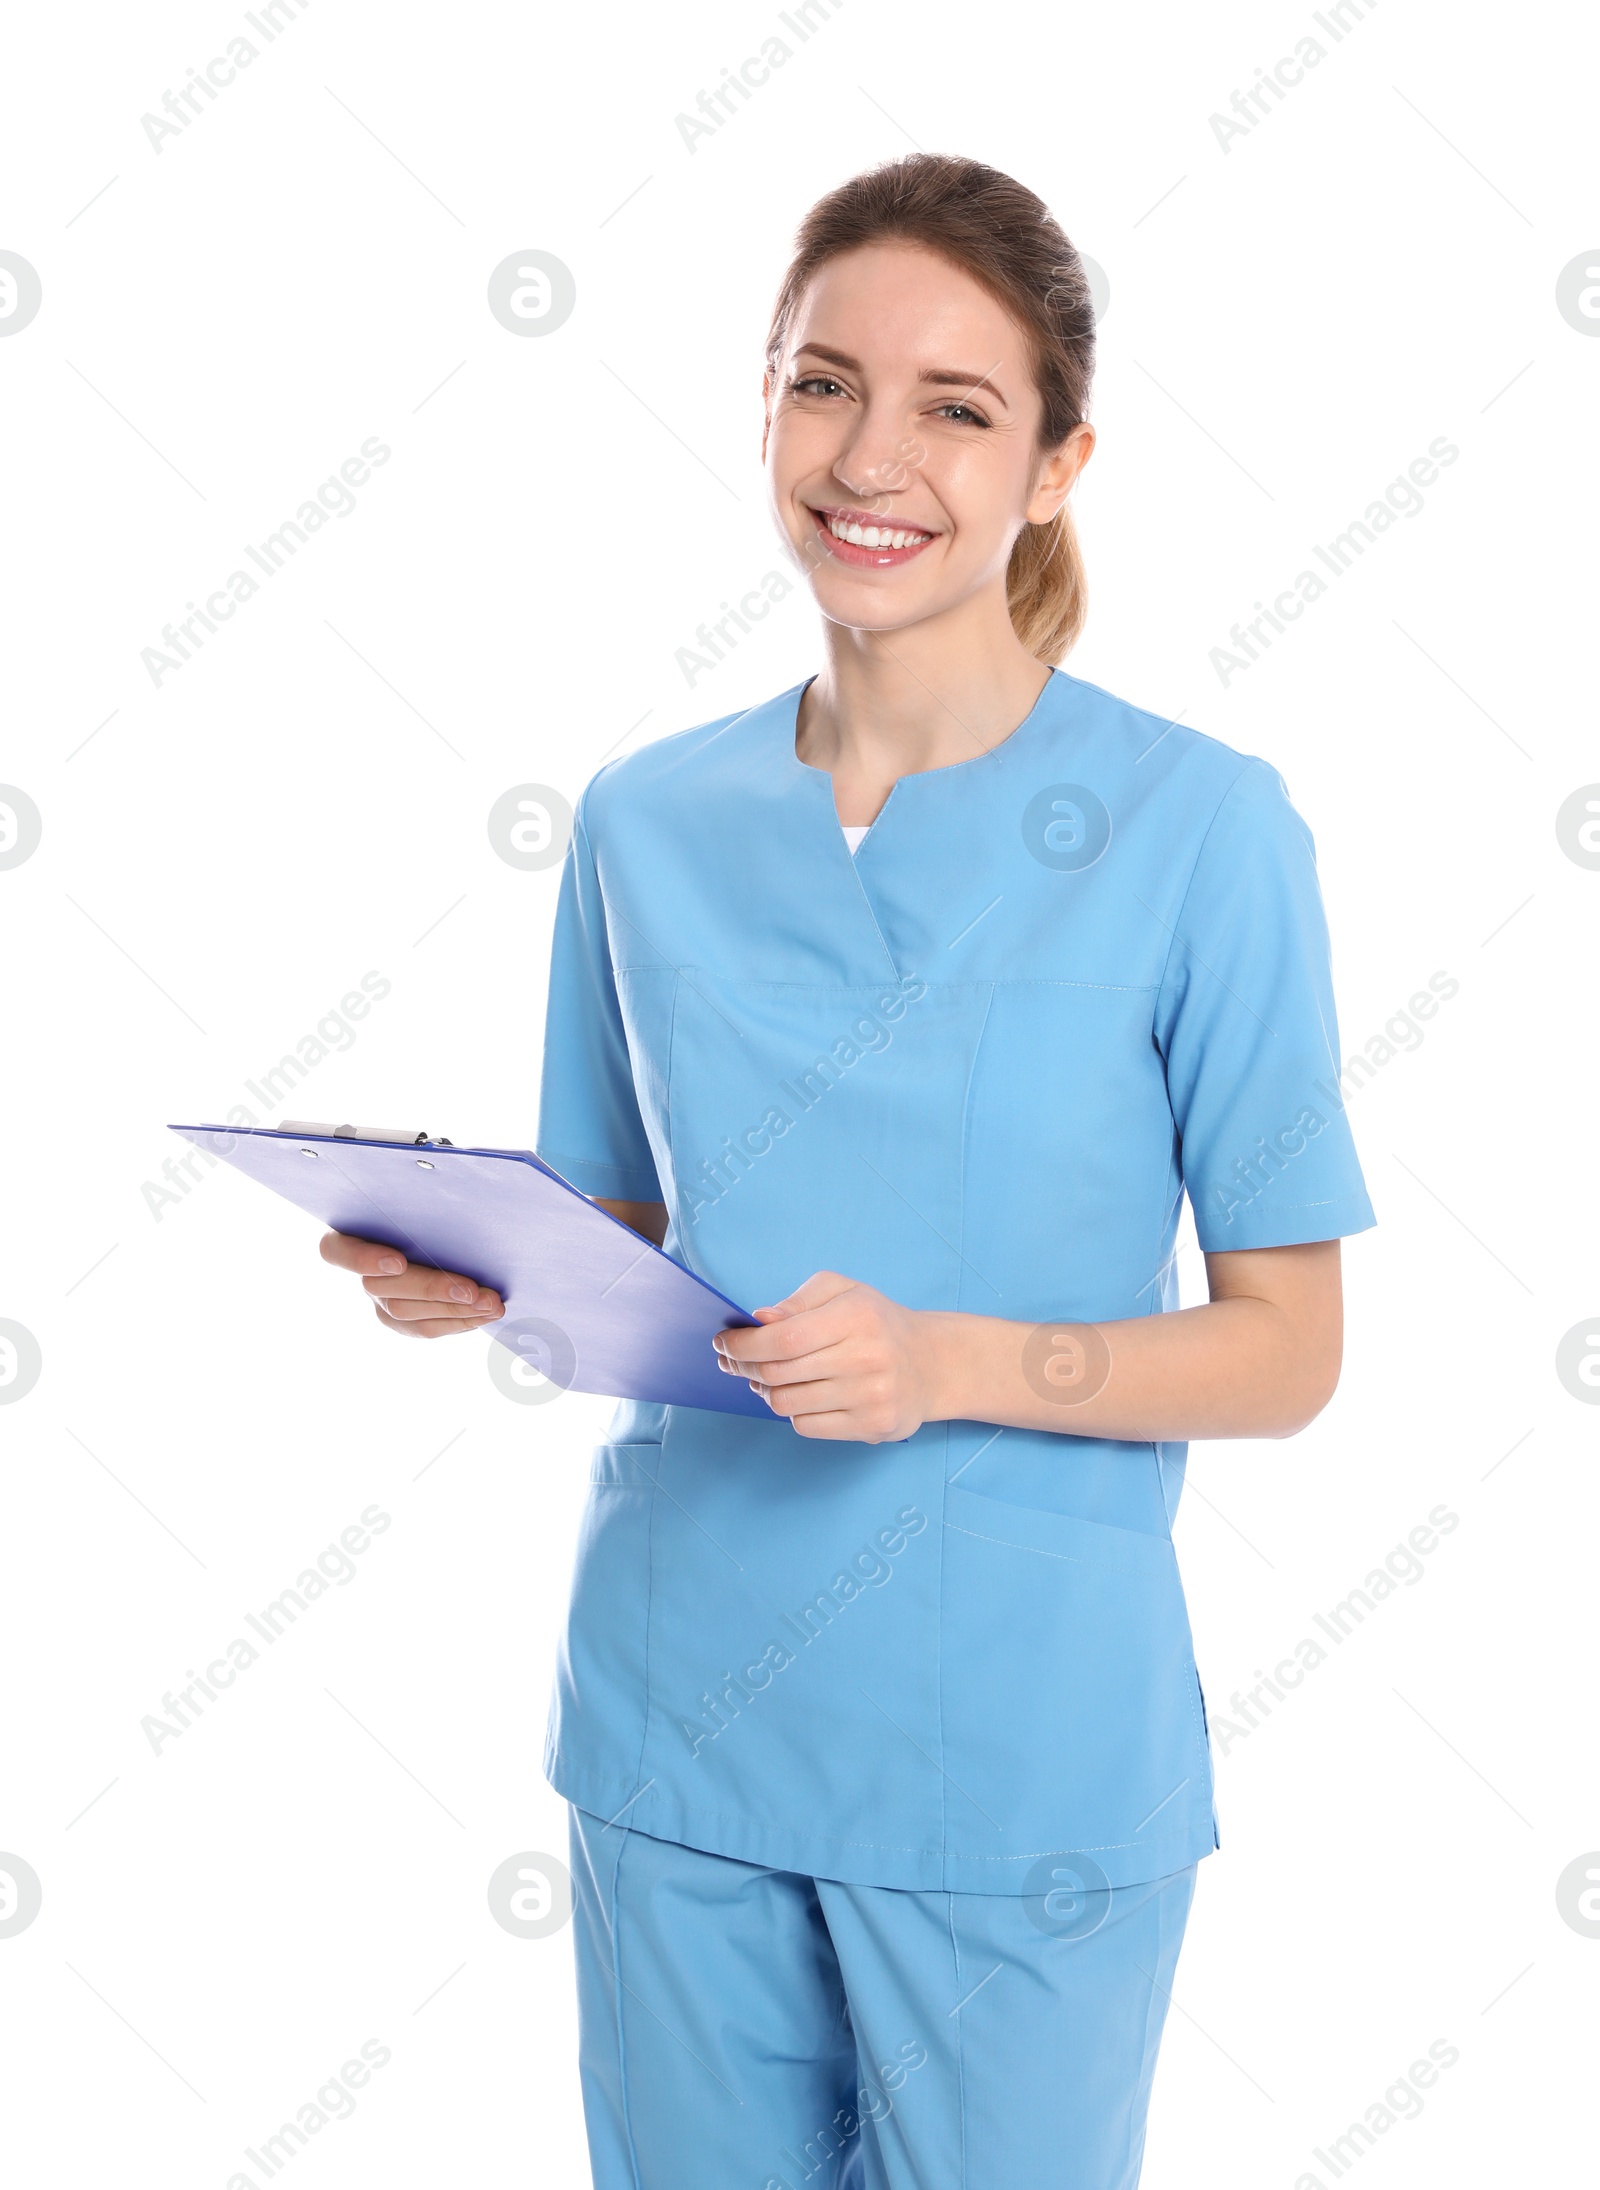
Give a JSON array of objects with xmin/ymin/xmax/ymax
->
[
  {"xmin": 321, "ymin": 1231, "xmax": 408, "ymax": 1277},
  {"xmin": 789, "ymin": 1411, "xmax": 871, "ymax": 1441},
  {"xmin": 361, "ymin": 1267, "xmax": 503, "ymax": 1314},
  {"xmin": 373, "ymin": 1291, "xmax": 503, "ymax": 1325},
  {"xmin": 716, "ymin": 1299, "xmax": 857, "ymax": 1366},
  {"xmin": 720, "ymin": 1341, "xmax": 843, "ymax": 1387},
  {"xmin": 751, "ymin": 1380, "xmax": 867, "ymax": 1436},
  {"xmin": 375, "ymin": 1303, "xmax": 498, "ymax": 1340}
]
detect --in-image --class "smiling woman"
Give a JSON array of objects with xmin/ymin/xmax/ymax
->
[
  {"xmin": 762, "ymin": 157, "xmax": 1096, "ymax": 675},
  {"xmin": 319, "ymin": 151, "xmax": 1376, "ymax": 2189}
]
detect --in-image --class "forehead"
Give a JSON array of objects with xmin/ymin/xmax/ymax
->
[{"xmin": 784, "ymin": 242, "xmax": 1030, "ymax": 375}]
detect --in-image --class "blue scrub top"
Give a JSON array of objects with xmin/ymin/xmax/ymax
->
[{"xmin": 536, "ymin": 670, "xmax": 1375, "ymax": 1893}]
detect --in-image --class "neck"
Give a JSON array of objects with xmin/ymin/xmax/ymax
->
[{"xmin": 795, "ymin": 580, "xmax": 1052, "ymax": 824}]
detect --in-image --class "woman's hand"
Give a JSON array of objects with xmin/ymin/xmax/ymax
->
[
  {"xmin": 319, "ymin": 1232, "xmax": 504, "ymax": 1338},
  {"xmin": 712, "ymin": 1243, "xmax": 1344, "ymax": 1445},
  {"xmin": 714, "ymin": 1271, "xmax": 943, "ymax": 1442}
]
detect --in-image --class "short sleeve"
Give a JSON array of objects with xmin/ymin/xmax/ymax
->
[
  {"xmin": 535, "ymin": 787, "xmax": 663, "ymax": 1202},
  {"xmin": 1154, "ymin": 759, "xmax": 1376, "ymax": 1252}
]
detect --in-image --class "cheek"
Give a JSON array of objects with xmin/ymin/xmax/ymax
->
[
  {"xmin": 931, "ymin": 445, "xmax": 1031, "ymax": 566},
  {"xmin": 768, "ymin": 406, "xmax": 840, "ymax": 491}
]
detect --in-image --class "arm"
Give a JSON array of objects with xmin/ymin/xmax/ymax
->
[
  {"xmin": 595, "ymin": 1198, "xmax": 668, "ymax": 1247},
  {"xmin": 713, "ymin": 1240, "xmax": 1343, "ymax": 1444}
]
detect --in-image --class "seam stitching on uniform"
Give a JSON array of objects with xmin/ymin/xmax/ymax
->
[
  {"xmin": 612, "ymin": 973, "xmax": 1161, "ymax": 993},
  {"xmin": 608, "ymin": 1826, "xmax": 646, "ymax": 2190},
  {"xmin": 948, "ymin": 1894, "xmax": 968, "ymax": 2190},
  {"xmin": 625, "ymin": 1413, "xmax": 665, "ymax": 1821}
]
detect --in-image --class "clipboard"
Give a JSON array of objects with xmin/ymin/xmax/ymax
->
[{"xmin": 167, "ymin": 1121, "xmax": 768, "ymax": 1417}]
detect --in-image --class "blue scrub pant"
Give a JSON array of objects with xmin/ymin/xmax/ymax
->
[{"xmin": 568, "ymin": 1806, "xmax": 1196, "ymax": 2189}]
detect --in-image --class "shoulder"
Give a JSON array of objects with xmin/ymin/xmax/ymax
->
[
  {"xmin": 575, "ymin": 684, "xmax": 803, "ymax": 840},
  {"xmin": 1045, "ymin": 667, "xmax": 1306, "ymax": 849}
]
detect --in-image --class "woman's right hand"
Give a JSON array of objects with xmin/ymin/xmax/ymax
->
[{"xmin": 319, "ymin": 1232, "xmax": 505, "ymax": 1339}]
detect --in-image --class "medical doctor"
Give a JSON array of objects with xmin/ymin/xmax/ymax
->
[{"xmin": 323, "ymin": 153, "xmax": 1375, "ymax": 2190}]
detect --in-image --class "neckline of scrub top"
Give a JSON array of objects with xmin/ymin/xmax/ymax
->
[{"xmin": 784, "ymin": 666, "xmax": 1065, "ymax": 848}]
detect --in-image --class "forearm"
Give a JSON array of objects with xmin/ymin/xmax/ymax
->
[
  {"xmin": 595, "ymin": 1197, "xmax": 669, "ymax": 1246},
  {"xmin": 923, "ymin": 1291, "xmax": 1340, "ymax": 1443}
]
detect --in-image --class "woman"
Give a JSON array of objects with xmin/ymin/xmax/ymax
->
[{"xmin": 325, "ymin": 155, "xmax": 1374, "ymax": 2188}]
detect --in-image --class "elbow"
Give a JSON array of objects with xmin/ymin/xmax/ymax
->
[{"xmin": 1267, "ymin": 1348, "xmax": 1342, "ymax": 1439}]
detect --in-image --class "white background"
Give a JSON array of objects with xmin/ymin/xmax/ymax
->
[{"xmin": 1, "ymin": 0, "xmax": 1595, "ymax": 2183}]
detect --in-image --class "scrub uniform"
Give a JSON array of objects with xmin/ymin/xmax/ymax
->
[{"xmin": 536, "ymin": 670, "xmax": 1375, "ymax": 2186}]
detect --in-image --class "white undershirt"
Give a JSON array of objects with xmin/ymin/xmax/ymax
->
[{"xmin": 841, "ymin": 824, "xmax": 870, "ymax": 855}]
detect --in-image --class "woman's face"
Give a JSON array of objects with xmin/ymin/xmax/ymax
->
[{"xmin": 763, "ymin": 241, "xmax": 1091, "ymax": 636}]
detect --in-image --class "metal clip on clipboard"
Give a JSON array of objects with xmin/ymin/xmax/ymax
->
[{"xmin": 276, "ymin": 1121, "xmax": 454, "ymax": 1147}]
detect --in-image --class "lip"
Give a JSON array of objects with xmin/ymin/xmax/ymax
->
[{"xmin": 806, "ymin": 504, "xmax": 938, "ymax": 569}]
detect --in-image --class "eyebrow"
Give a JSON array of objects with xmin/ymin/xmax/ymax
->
[{"xmin": 793, "ymin": 343, "xmax": 1009, "ymax": 410}]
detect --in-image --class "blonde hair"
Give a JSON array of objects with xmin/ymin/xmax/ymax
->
[{"xmin": 765, "ymin": 153, "xmax": 1095, "ymax": 663}]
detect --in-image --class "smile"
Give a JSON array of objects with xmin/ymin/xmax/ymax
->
[{"xmin": 808, "ymin": 504, "xmax": 937, "ymax": 568}]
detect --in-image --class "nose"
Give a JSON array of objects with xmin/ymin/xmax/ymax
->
[{"xmin": 833, "ymin": 402, "xmax": 922, "ymax": 514}]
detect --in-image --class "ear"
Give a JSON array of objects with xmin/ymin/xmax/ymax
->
[
  {"xmin": 1024, "ymin": 422, "xmax": 1095, "ymax": 526},
  {"xmin": 760, "ymin": 370, "xmax": 773, "ymax": 464}
]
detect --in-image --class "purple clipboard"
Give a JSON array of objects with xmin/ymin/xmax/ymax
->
[{"xmin": 167, "ymin": 1122, "xmax": 767, "ymax": 1417}]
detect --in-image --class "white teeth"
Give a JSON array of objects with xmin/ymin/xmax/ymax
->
[{"xmin": 826, "ymin": 512, "xmax": 930, "ymax": 549}]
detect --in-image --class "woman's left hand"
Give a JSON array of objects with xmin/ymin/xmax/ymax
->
[{"xmin": 713, "ymin": 1271, "xmax": 944, "ymax": 1442}]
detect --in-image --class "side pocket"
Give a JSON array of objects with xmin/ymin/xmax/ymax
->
[
  {"xmin": 940, "ymin": 1485, "xmax": 1210, "ymax": 1862},
  {"xmin": 548, "ymin": 1446, "xmax": 659, "ymax": 1769}
]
